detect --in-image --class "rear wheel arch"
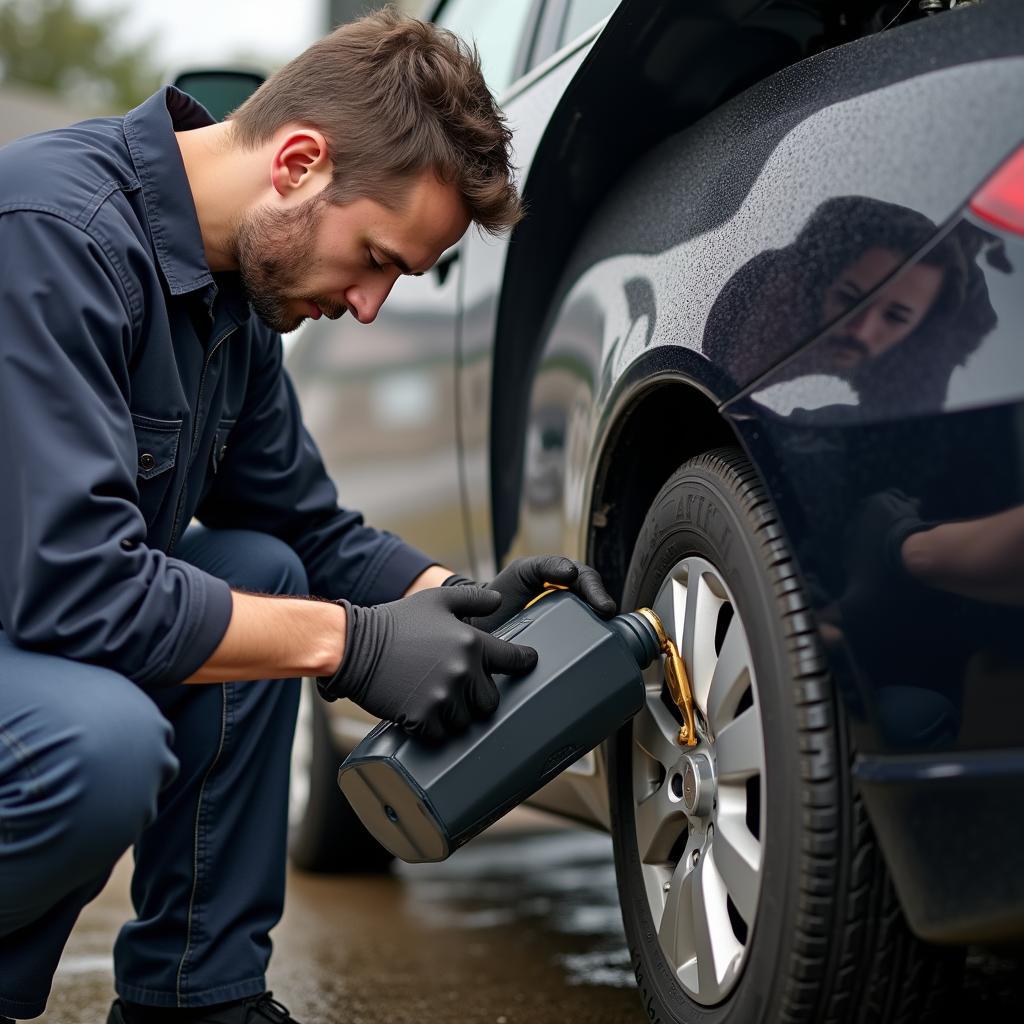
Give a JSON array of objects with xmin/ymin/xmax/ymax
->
[{"xmin": 586, "ymin": 378, "xmax": 738, "ymax": 605}]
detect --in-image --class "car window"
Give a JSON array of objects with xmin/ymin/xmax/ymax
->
[
  {"xmin": 436, "ymin": 0, "xmax": 536, "ymax": 95},
  {"xmin": 558, "ymin": 0, "xmax": 618, "ymax": 48}
]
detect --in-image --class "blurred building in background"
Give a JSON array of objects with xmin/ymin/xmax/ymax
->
[{"xmin": 0, "ymin": 0, "xmax": 427, "ymax": 145}]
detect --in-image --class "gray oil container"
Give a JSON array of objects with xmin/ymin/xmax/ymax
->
[{"xmin": 337, "ymin": 590, "xmax": 662, "ymax": 863}]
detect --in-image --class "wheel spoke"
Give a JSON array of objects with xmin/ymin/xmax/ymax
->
[
  {"xmin": 679, "ymin": 560, "xmax": 700, "ymax": 679},
  {"xmin": 705, "ymin": 617, "xmax": 752, "ymax": 737},
  {"xmin": 713, "ymin": 810, "xmax": 761, "ymax": 925},
  {"xmin": 642, "ymin": 864, "xmax": 671, "ymax": 923},
  {"xmin": 651, "ymin": 575, "xmax": 686, "ymax": 651},
  {"xmin": 715, "ymin": 705, "xmax": 764, "ymax": 782},
  {"xmin": 658, "ymin": 853, "xmax": 696, "ymax": 966},
  {"xmin": 693, "ymin": 846, "xmax": 743, "ymax": 1000},
  {"xmin": 679, "ymin": 565, "xmax": 724, "ymax": 712},
  {"xmin": 634, "ymin": 696, "xmax": 684, "ymax": 770},
  {"xmin": 635, "ymin": 776, "xmax": 686, "ymax": 864}
]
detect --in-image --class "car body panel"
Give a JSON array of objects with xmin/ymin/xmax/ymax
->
[
  {"xmin": 459, "ymin": 32, "xmax": 602, "ymax": 580},
  {"xmin": 514, "ymin": 42, "xmax": 1024, "ymax": 570}
]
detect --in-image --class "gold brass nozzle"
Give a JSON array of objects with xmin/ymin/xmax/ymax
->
[{"xmin": 636, "ymin": 608, "xmax": 698, "ymax": 747}]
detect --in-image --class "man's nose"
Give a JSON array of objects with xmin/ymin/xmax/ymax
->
[
  {"xmin": 347, "ymin": 275, "xmax": 399, "ymax": 325},
  {"xmin": 845, "ymin": 304, "xmax": 888, "ymax": 352}
]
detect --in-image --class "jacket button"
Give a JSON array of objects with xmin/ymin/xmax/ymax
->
[
  {"xmin": 139, "ymin": 452, "xmax": 156, "ymax": 471},
  {"xmin": 219, "ymin": 444, "xmax": 228, "ymax": 461}
]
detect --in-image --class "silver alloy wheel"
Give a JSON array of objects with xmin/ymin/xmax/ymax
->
[
  {"xmin": 631, "ymin": 556, "xmax": 766, "ymax": 1005},
  {"xmin": 289, "ymin": 679, "xmax": 314, "ymax": 830}
]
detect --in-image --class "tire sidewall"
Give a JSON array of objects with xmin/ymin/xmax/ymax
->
[
  {"xmin": 610, "ymin": 458, "xmax": 812, "ymax": 1024},
  {"xmin": 288, "ymin": 682, "xmax": 395, "ymax": 873},
  {"xmin": 288, "ymin": 679, "xmax": 337, "ymax": 866}
]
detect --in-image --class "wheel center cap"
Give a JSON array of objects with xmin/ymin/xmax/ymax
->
[{"xmin": 680, "ymin": 752, "xmax": 715, "ymax": 817}]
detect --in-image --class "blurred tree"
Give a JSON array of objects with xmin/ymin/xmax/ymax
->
[{"xmin": 0, "ymin": 0, "xmax": 161, "ymax": 112}]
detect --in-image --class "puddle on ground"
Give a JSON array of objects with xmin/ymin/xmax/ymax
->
[
  {"xmin": 396, "ymin": 829, "xmax": 635, "ymax": 990},
  {"xmin": 265, "ymin": 824, "xmax": 646, "ymax": 1023}
]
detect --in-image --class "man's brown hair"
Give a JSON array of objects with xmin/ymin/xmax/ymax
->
[{"xmin": 230, "ymin": 6, "xmax": 522, "ymax": 234}]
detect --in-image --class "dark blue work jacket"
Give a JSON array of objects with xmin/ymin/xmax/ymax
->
[{"xmin": 0, "ymin": 88, "xmax": 433, "ymax": 688}]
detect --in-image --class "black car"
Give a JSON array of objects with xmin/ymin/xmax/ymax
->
[{"xmin": 282, "ymin": 1, "xmax": 1024, "ymax": 1021}]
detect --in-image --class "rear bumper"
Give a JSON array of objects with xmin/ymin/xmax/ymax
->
[{"xmin": 855, "ymin": 750, "xmax": 1024, "ymax": 944}]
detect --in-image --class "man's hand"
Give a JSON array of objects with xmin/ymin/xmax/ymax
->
[
  {"xmin": 444, "ymin": 554, "xmax": 617, "ymax": 633},
  {"xmin": 317, "ymin": 586, "xmax": 538, "ymax": 742},
  {"xmin": 837, "ymin": 489, "xmax": 934, "ymax": 656},
  {"xmin": 843, "ymin": 489, "xmax": 931, "ymax": 591}
]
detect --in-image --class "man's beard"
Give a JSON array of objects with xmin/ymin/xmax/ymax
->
[{"xmin": 232, "ymin": 194, "xmax": 347, "ymax": 333}]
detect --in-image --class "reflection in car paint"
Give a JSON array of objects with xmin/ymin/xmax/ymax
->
[
  {"xmin": 719, "ymin": 203, "xmax": 1024, "ymax": 756},
  {"xmin": 712, "ymin": 197, "xmax": 999, "ymax": 409},
  {"xmin": 718, "ymin": 197, "xmax": 1000, "ymax": 415}
]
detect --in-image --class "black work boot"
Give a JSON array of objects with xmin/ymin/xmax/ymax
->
[{"xmin": 107, "ymin": 992, "xmax": 301, "ymax": 1023}]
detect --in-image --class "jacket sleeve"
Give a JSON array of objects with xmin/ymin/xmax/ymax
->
[
  {"xmin": 0, "ymin": 211, "xmax": 233, "ymax": 686},
  {"xmin": 196, "ymin": 325, "xmax": 435, "ymax": 605}
]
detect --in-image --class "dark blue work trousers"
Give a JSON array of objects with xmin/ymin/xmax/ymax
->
[{"xmin": 0, "ymin": 528, "xmax": 306, "ymax": 1017}]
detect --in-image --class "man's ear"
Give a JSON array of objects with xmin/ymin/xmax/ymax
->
[{"xmin": 270, "ymin": 128, "xmax": 331, "ymax": 197}]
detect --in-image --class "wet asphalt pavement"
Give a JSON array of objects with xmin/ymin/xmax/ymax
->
[{"xmin": 35, "ymin": 811, "xmax": 1024, "ymax": 1024}]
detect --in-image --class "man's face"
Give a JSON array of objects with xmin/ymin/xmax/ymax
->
[
  {"xmin": 234, "ymin": 169, "xmax": 470, "ymax": 334},
  {"xmin": 820, "ymin": 246, "xmax": 945, "ymax": 370}
]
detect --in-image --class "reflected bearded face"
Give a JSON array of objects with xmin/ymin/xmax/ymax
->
[{"xmin": 821, "ymin": 247, "xmax": 945, "ymax": 370}]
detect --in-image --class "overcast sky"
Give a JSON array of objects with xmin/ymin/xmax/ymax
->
[{"xmin": 77, "ymin": 0, "xmax": 328, "ymax": 74}]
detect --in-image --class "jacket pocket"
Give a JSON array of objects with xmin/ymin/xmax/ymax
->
[
  {"xmin": 131, "ymin": 413, "xmax": 182, "ymax": 525},
  {"xmin": 210, "ymin": 416, "xmax": 236, "ymax": 476}
]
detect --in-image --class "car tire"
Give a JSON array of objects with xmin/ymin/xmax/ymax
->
[
  {"xmin": 608, "ymin": 447, "xmax": 961, "ymax": 1023},
  {"xmin": 288, "ymin": 679, "xmax": 394, "ymax": 874}
]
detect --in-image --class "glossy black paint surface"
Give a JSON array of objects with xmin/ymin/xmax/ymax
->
[{"xmin": 496, "ymin": 0, "xmax": 1024, "ymax": 562}]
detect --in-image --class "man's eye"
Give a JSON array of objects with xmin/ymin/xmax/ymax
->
[
  {"xmin": 885, "ymin": 310, "xmax": 911, "ymax": 325},
  {"xmin": 367, "ymin": 251, "xmax": 383, "ymax": 271}
]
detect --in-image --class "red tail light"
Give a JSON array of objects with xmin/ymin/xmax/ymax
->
[{"xmin": 969, "ymin": 144, "xmax": 1024, "ymax": 235}]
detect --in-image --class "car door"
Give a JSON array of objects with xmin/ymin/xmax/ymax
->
[{"xmin": 455, "ymin": 0, "xmax": 620, "ymax": 579}]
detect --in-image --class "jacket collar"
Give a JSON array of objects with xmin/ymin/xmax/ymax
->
[{"xmin": 123, "ymin": 87, "xmax": 247, "ymax": 319}]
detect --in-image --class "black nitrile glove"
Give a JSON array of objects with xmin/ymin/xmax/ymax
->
[
  {"xmin": 317, "ymin": 586, "xmax": 538, "ymax": 742},
  {"xmin": 443, "ymin": 554, "xmax": 617, "ymax": 633},
  {"xmin": 838, "ymin": 489, "xmax": 937, "ymax": 670},
  {"xmin": 843, "ymin": 489, "xmax": 934, "ymax": 591}
]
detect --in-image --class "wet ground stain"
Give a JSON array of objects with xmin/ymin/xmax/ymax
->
[
  {"xmin": 260, "ymin": 827, "xmax": 643, "ymax": 1024},
  {"xmin": 35, "ymin": 815, "xmax": 1024, "ymax": 1023}
]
